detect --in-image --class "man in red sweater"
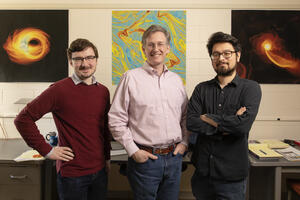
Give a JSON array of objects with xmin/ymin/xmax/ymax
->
[{"xmin": 14, "ymin": 38, "xmax": 111, "ymax": 200}]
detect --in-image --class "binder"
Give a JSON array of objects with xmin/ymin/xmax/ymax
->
[{"xmin": 249, "ymin": 143, "xmax": 283, "ymax": 160}]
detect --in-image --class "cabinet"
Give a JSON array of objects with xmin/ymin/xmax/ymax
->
[
  {"xmin": 0, "ymin": 139, "xmax": 52, "ymax": 200},
  {"xmin": 0, "ymin": 163, "xmax": 42, "ymax": 200}
]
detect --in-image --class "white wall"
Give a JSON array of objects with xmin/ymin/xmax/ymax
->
[
  {"xmin": 1, "ymin": 0, "xmax": 300, "ymax": 9},
  {"xmin": 1, "ymin": 1, "xmax": 300, "ymax": 140},
  {"xmin": 0, "ymin": 83, "xmax": 57, "ymax": 138}
]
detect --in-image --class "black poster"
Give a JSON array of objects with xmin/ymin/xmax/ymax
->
[
  {"xmin": 0, "ymin": 10, "xmax": 69, "ymax": 82},
  {"xmin": 232, "ymin": 10, "xmax": 300, "ymax": 84}
]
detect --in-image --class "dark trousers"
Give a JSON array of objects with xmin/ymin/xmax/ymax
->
[
  {"xmin": 57, "ymin": 168, "xmax": 108, "ymax": 200},
  {"xmin": 191, "ymin": 172, "xmax": 247, "ymax": 200},
  {"xmin": 127, "ymin": 152, "xmax": 183, "ymax": 200}
]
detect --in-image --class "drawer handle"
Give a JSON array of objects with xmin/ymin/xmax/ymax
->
[{"xmin": 9, "ymin": 175, "xmax": 27, "ymax": 179}]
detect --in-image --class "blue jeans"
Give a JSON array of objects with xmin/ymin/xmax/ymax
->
[
  {"xmin": 127, "ymin": 152, "xmax": 183, "ymax": 200},
  {"xmin": 57, "ymin": 168, "xmax": 108, "ymax": 200},
  {"xmin": 191, "ymin": 172, "xmax": 247, "ymax": 200}
]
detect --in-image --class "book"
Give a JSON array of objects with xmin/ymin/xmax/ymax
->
[
  {"xmin": 257, "ymin": 139, "xmax": 289, "ymax": 149},
  {"xmin": 110, "ymin": 141, "xmax": 127, "ymax": 156},
  {"xmin": 110, "ymin": 149, "xmax": 127, "ymax": 156},
  {"xmin": 111, "ymin": 141, "xmax": 124, "ymax": 150},
  {"xmin": 248, "ymin": 143, "xmax": 283, "ymax": 160},
  {"xmin": 276, "ymin": 146, "xmax": 300, "ymax": 161}
]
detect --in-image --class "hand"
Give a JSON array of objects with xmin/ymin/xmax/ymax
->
[
  {"xmin": 173, "ymin": 143, "xmax": 187, "ymax": 156},
  {"xmin": 132, "ymin": 149, "xmax": 158, "ymax": 163},
  {"xmin": 236, "ymin": 106, "xmax": 246, "ymax": 115},
  {"xmin": 48, "ymin": 146, "xmax": 74, "ymax": 161},
  {"xmin": 200, "ymin": 114, "xmax": 218, "ymax": 127},
  {"xmin": 105, "ymin": 160, "xmax": 111, "ymax": 173}
]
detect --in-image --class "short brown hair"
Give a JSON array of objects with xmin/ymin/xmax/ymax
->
[
  {"xmin": 67, "ymin": 38, "xmax": 98, "ymax": 60},
  {"xmin": 142, "ymin": 25, "xmax": 170, "ymax": 47}
]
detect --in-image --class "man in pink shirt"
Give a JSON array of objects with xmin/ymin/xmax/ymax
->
[{"xmin": 109, "ymin": 24, "xmax": 189, "ymax": 200}]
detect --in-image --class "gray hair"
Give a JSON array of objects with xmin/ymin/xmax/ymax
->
[{"xmin": 142, "ymin": 24, "xmax": 170, "ymax": 47}]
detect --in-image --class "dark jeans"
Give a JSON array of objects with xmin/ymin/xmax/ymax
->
[
  {"xmin": 57, "ymin": 168, "xmax": 108, "ymax": 200},
  {"xmin": 127, "ymin": 152, "xmax": 183, "ymax": 200},
  {"xmin": 191, "ymin": 172, "xmax": 247, "ymax": 200}
]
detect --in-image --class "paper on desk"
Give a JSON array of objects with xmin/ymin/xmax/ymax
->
[
  {"xmin": 257, "ymin": 139, "xmax": 289, "ymax": 149},
  {"xmin": 110, "ymin": 149, "xmax": 127, "ymax": 156},
  {"xmin": 110, "ymin": 141, "xmax": 127, "ymax": 156},
  {"xmin": 276, "ymin": 146, "xmax": 300, "ymax": 161},
  {"xmin": 14, "ymin": 149, "xmax": 45, "ymax": 162}
]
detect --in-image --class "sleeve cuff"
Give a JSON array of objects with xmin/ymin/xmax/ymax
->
[
  {"xmin": 44, "ymin": 147, "xmax": 54, "ymax": 158},
  {"xmin": 126, "ymin": 141, "xmax": 140, "ymax": 157}
]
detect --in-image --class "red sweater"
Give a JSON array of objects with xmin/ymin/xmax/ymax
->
[{"xmin": 14, "ymin": 77, "xmax": 111, "ymax": 177}]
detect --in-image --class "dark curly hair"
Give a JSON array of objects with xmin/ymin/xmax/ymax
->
[{"xmin": 206, "ymin": 32, "xmax": 241, "ymax": 56}]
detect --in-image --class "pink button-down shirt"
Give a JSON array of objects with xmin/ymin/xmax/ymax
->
[{"xmin": 108, "ymin": 62, "xmax": 189, "ymax": 156}]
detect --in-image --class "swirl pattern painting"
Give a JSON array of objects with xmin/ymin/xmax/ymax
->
[{"xmin": 112, "ymin": 10, "xmax": 186, "ymax": 85}]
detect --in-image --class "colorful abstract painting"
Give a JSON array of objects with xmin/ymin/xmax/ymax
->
[
  {"xmin": 0, "ymin": 10, "xmax": 68, "ymax": 82},
  {"xmin": 112, "ymin": 10, "xmax": 186, "ymax": 85},
  {"xmin": 232, "ymin": 10, "xmax": 300, "ymax": 84}
]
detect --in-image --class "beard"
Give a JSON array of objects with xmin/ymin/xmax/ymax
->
[
  {"xmin": 214, "ymin": 62, "xmax": 238, "ymax": 77},
  {"xmin": 78, "ymin": 65, "xmax": 95, "ymax": 80}
]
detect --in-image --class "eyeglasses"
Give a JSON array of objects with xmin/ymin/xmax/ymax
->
[
  {"xmin": 71, "ymin": 56, "xmax": 96, "ymax": 64},
  {"xmin": 211, "ymin": 51, "xmax": 237, "ymax": 60}
]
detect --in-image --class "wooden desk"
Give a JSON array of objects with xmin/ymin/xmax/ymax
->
[
  {"xmin": 0, "ymin": 140, "xmax": 190, "ymax": 200},
  {"xmin": 0, "ymin": 139, "xmax": 54, "ymax": 200},
  {"xmin": 248, "ymin": 154, "xmax": 300, "ymax": 200}
]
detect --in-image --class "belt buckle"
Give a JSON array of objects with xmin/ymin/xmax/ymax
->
[
  {"xmin": 160, "ymin": 148, "xmax": 169, "ymax": 155},
  {"xmin": 155, "ymin": 147, "xmax": 168, "ymax": 155}
]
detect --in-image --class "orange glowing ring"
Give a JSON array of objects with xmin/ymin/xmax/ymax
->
[
  {"xmin": 3, "ymin": 27, "xmax": 50, "ymax": 65},
  {"xmin": 251, "ymin": 32, "xmax": 300, "ymax": 76}
]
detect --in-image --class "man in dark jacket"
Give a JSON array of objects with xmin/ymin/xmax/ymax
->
[{"xmin": 187, "ymin": 32, "xmax": 262, "ymax": 200}]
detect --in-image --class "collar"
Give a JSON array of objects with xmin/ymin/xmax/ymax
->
[
  {"xmin": 209, "ymin": 74, "xmax": 240, "ymax": 87},
  {"xmin": 71, "ymin": 73, "xmax": 97, "ymax": 85},
  {"xmin": 142, "ymin": 62, "xmax": 169, "ymax": 75}
]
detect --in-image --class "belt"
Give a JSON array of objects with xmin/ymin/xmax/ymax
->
[{"xmin": 137, "ymin": 143, "xmax": 177, "ymax": 155}]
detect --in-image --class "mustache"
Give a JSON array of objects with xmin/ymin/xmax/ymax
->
[
  {"xmin": 79, "ymin": 65, "xmax": 91, "ymax": 70},
  {"xmin": 216, "ymin": 62, "xmax": 228, "ymax": 67}
]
